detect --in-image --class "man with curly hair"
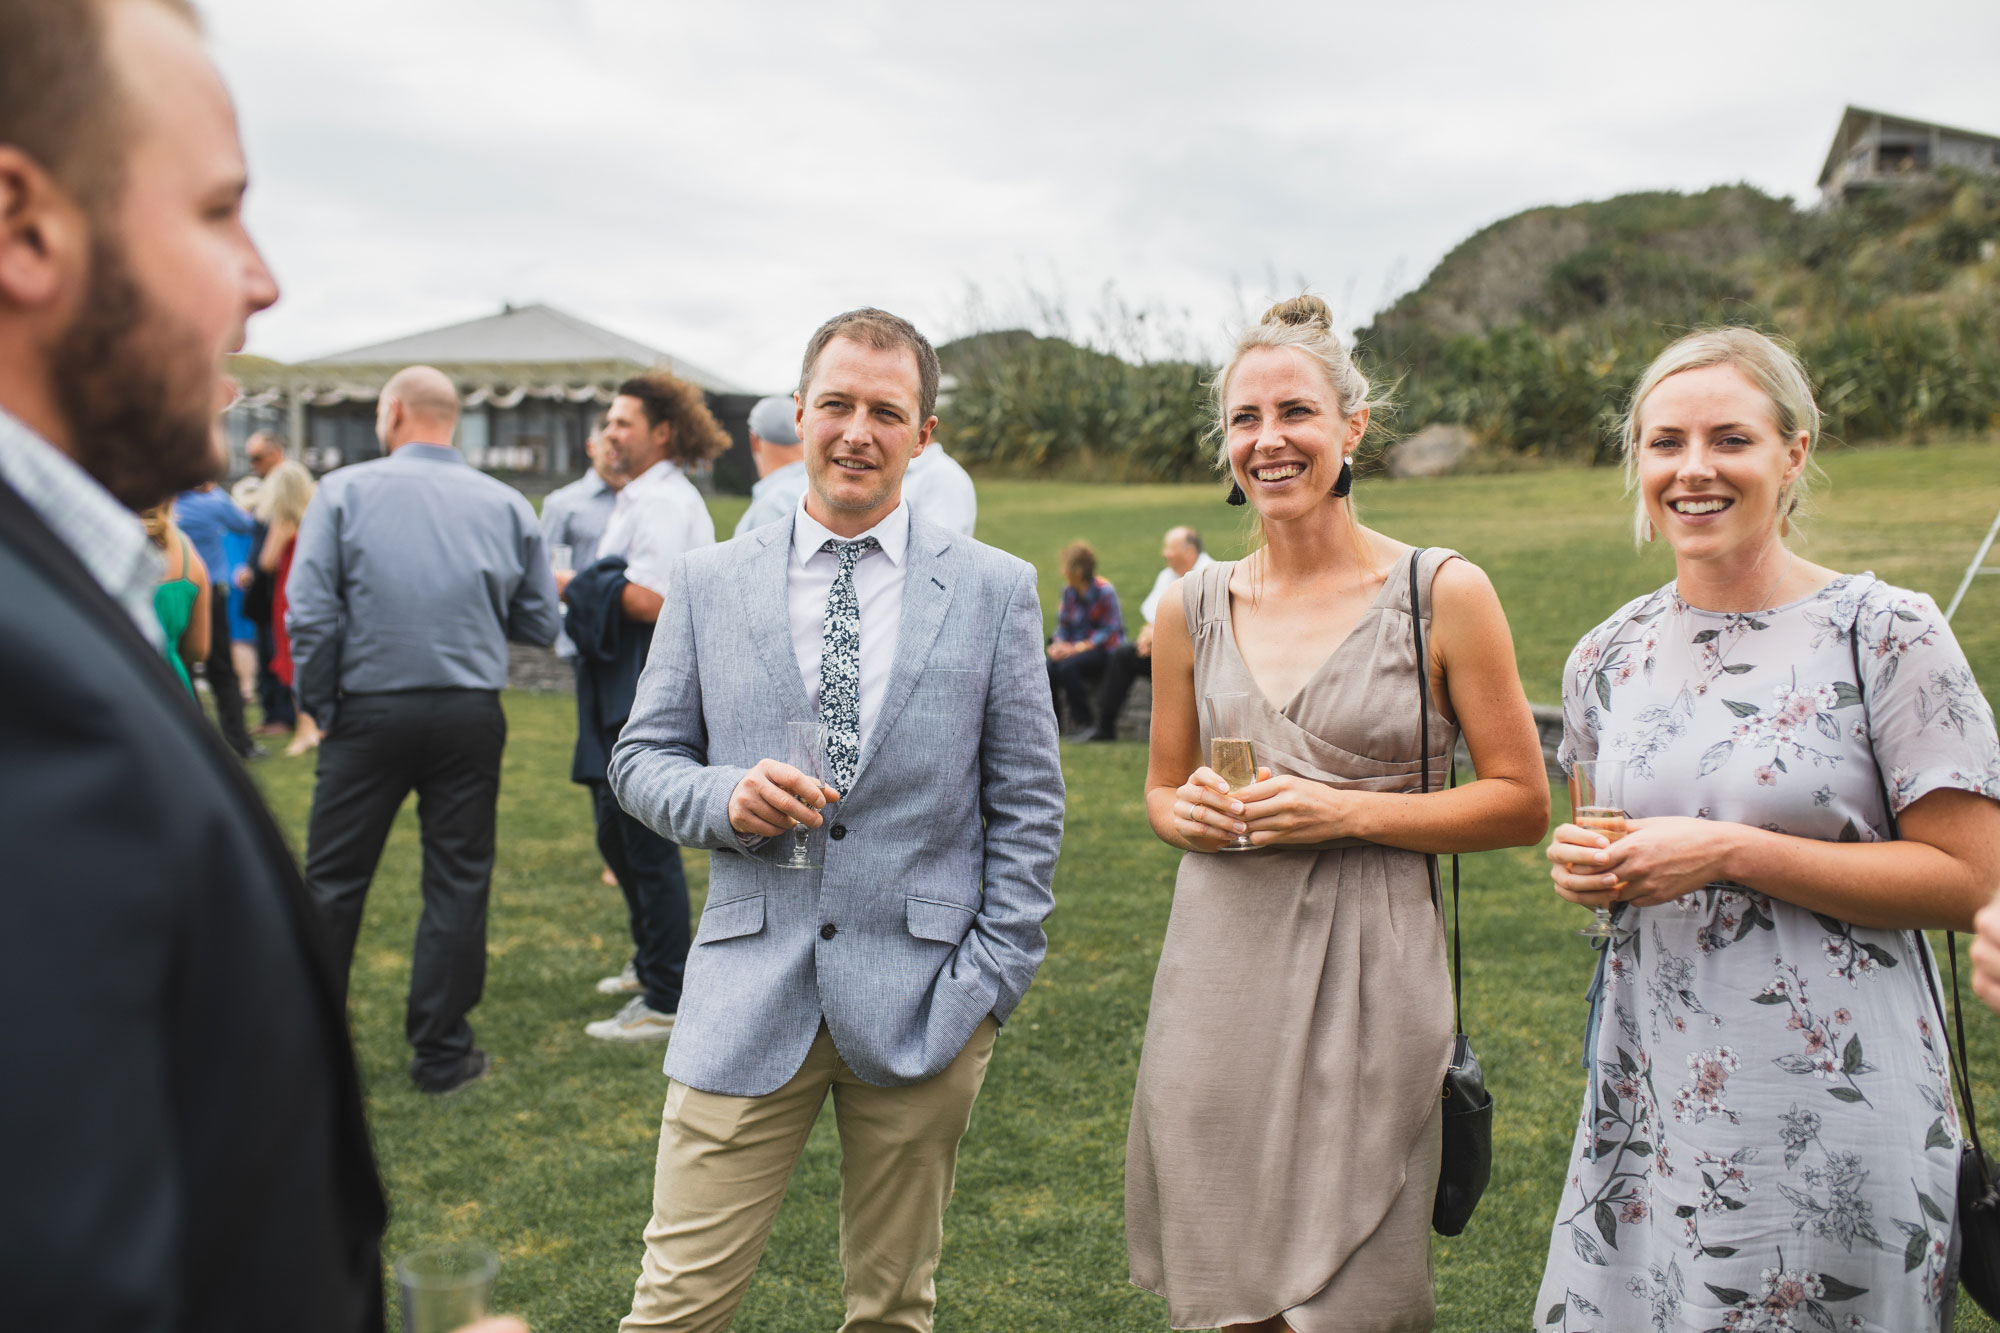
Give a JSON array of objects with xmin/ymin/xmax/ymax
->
[{"xmin": 573, "ymin": 370, "xmax": 731, "ymax": 1041}]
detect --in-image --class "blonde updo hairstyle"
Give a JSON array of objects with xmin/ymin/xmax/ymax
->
[
  {"xmin": 1212, "ymin": 294, "xmax": 1387, "ymax": 476},
  {"xmin": 1620, "ymin": 327, "xmax": 1824, "ymax": 548}
]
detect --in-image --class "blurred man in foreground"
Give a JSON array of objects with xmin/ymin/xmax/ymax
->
[{"xmin": 0, "ymin": 0, "xmax": 385, "ymax": 1324}]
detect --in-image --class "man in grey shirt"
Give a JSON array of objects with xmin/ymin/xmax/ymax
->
[
  {"xmin": 540, "ymin": 422, "xmax": 624, "ymax": 661},
  {"xmin": 730, "ymin": 394, "xmax": 806, "ymax": 537},
  {"xmin": 288, "ymin": 364, "xmax": 560, "ymax": 1094}
]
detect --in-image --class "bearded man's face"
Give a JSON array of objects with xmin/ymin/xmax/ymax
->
[
  {"xmin": 44, "ymin": 1, "xmax": 278, "ymax": 510},
  {"xmin": 49, "ymin": 232, "xmax": 224, "ymax": 509}
]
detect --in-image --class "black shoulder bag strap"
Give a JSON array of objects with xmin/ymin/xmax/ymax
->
[
  {"xmin": 1411, "ymin": 546, "xmax": 1492, "ymax": 1236},
  {"xmin": 1409, "ymin": 547, "xmax": 1462, "ymax": 1028}
]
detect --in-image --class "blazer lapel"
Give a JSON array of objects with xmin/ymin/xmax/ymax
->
[
  {"xmin": 0, "ymin": 475, "xmax": 385, "ymax": 1226},
  {"xmin": 737, "ymin": 524, "xmax": 814, "ymax": 723},
  {"xmin": 852, "ymin": 523, "xmax": 955, "ymax": 787}
]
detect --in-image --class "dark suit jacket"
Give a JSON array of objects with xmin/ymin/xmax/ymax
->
[
  {"xmin": 565, "ymin": 555, "xmax": 653, "ymax": 784},
  {"xmin": 0, "ymin": 478, "xmax": 386, "ymax": 1331}
]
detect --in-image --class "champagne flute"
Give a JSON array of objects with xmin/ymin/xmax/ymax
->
[
  {"xmin": 1203, "ymin": 691, "xmax": 1257, "ymax": 852},
  {"xmin": 1569, "ymin": 758, "xmax": 1630, "ymax": 941},
  {"xmin": 776, "ymin": 722, "xmax": 824, "ymax": 871}
]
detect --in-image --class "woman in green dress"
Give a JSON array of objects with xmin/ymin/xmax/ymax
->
[{"xmin": 142, "ymin": 502, "xmax": 210, "ymax": 693}]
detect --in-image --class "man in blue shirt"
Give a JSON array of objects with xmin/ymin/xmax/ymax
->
[
  {"xmin": 288, "ymin": 364, "xmax": 560, "ymax": 1093},
  {"xmin": 173, "ymin": 479, "xmax": 260, "ymax": 756}
]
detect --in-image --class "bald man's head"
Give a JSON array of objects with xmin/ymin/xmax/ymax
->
[{"xmin": 375, "ymin": 365, "xmax": 459, "ymax": 451}]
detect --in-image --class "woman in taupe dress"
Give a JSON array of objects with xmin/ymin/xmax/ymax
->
[{"xmin": 1126, "ymin": 296, "xmax": 1550, "ymax": 1332}]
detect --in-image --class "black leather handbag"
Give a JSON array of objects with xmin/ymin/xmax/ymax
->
[
  {"xmin": 1850, "ymin": 631, "xmax": 2000, "ymax": 1316},
  {"xmin": 1409, "ymin": 548, "xmax": 1493, "ymax": 1237}
]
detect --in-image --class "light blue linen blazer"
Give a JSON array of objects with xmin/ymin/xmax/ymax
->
[{"xmin": 608, "ymin": 513, "xmax": 1064, "ymax": 1096}]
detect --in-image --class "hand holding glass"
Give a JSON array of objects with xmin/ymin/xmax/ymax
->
[
  {"xmin": 777, "ymin": 722, "xmax": 825, "ymax": 870},
  {"xmin": 1569, "ymin": 758, "xmax": 1629, "ymax": 941},
  {"xmin": 1203, "ymin": 691, "xmax": 1257, "ymax": 852},
  {"xmin": 549, "ymin": 543, "xmax": 574, "ymax": 574}
]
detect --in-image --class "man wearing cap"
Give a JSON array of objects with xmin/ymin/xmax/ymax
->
[{"xmin": 731, "ymin": 394, "xmax": 806, "ymax": 538}]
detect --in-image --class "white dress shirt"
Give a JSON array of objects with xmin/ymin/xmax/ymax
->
[
  {"xmin": 598, "ymin": 460, "xmax": 714, "ymax": 594},
  {"xmin": 0, "ymin": 407, "xmax": 162, "ymax": 646},
  {"xmin": 788, "ymin": 498, "xmax": 910, "ymax": 756},
  {"xmin": 900, "ymin": 445, "xmax": 977, "ymax": 537},
  {"xmin": 1140, "ymin": 551, "xmax": 1215, "ymax": 626}
]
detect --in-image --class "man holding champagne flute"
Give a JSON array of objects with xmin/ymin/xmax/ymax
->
[{"xmin": 606, "ymin": 308, "xmax": 1064, "ymax": 1330}]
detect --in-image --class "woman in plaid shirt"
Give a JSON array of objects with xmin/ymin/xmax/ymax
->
[{"xmin": 1047, "ymin": 540, "xmax": 1126, "ymax": 738}]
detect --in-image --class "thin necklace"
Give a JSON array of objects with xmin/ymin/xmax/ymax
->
[{"xmin": 1677, "ymin": 549, "xmax": 1794, "ymax": 614}]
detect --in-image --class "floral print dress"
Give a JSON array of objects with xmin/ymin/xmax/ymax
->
[{"xmin": 1535, "ymin": 574, "xmax": 2000, "ymax": 1333}]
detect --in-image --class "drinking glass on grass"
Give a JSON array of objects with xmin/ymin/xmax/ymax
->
[
  {"xmin": 1569, "ymin": 758, "xmax": 1630, "ymax": 941},
  {"xmin": 777, "ymin": 722, "xmax": 826, "ymax": 871},
  {"xmin": 1203, "ymin": 691, "xmax": 1258, "ymax": 852}
]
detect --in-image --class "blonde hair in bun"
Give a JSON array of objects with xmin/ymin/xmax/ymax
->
[{"xmin": 1212, "ymin": 294, "xmax": 1386, "ymax": 470}]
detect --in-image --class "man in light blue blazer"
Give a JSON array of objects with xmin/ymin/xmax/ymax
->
[{"xmin": 608, "ymin": 308, "xmax": 1064, "ymax": 1332}]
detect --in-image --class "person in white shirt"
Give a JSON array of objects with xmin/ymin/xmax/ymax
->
[
  {"xmin": 564, "ymin": 371, "xmax": 729, "ymax": 1042},
  {"xmin": 1084, "ymin": 525, "xmax": 1213, "ymax": 741},
  {"xmin": 731, "ymin": 395, "xmax": 806, "ymax": 537},
  {"xmin": 898, "ymin": 440, "xmax": 977, "ymax": 537}
]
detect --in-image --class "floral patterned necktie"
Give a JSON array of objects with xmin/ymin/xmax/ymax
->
[{"xmin": 817, "ymin": 536, "xmax": 879, "ymax": 791}]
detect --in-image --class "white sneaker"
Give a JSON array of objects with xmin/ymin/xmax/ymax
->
[
  {"xmin": 585, "ymin": 997, "xmax": 676, "ymax": 1043},
  {"xmin": 595, "ymin": 961, "xmax": 641, "ymax": 996}
]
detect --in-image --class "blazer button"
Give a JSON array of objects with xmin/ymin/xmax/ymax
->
[
  {"xmin": 829, "ymin": 824, "xmax": 847, "ymax": 841},
  {"xmin": 820, "ymin": 923, "xmax": 837, "ymax": 941}
]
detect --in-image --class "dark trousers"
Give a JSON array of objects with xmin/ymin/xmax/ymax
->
[
  {"xmin": 254, "ymin": 614, "xmax": 296, "ymax": 728},
  {"xmin": 588, "ymin": 780, "xmax": 690, "ymax": 1014},
  {"xmin": 1047, "ymin": 646, "xmax": 1111, "ymax": 729},
  {"xmin": 204, "ymin": 587, "xmax": 254, "ymax": 753},
  {"xmin": 1091, "ymin": 641, "xmax": 1152, "ymax": 739},
  {"xmin": 304, "ymin": 689, "xmax": 505, "ymax": 1086}
]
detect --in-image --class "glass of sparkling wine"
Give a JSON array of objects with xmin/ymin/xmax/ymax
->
[
  {"xmin": 549, "ymin": 542, "xmax": 574, "ymax": 574},
  {"xmin": 777, "ymin": 722, "xmax": 824, "ymax": 870},
  {"xmin": 1203, "ymin": 691, "xmax": 1257, "ymax": 852},
  {"xmin": 1569, "ymin": 758, "xmax": 1629, "ymax": 941},
  {"xmin": 394, "ymin": 1243, "xmax": 497, "ymax": 1333}
]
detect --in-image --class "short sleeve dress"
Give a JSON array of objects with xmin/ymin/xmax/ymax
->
[
  {"xmin": 1127, "ymin": 552, "xmax": 1462, "ymax": 1332},
  {"xmin": 1535, "ymin": 574, "xmax": 2000, "ymax": 1333}
]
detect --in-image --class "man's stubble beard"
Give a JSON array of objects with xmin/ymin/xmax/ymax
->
[{"xmin": 49, "ymin": 232, "xmax": 224, "ymax": 511}]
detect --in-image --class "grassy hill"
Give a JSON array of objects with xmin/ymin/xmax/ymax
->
[{"xmin": 1362, "ymin": 175, "xmax": 2000, "ymax": 459}]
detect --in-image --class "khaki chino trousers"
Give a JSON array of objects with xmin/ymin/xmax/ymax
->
[{"xmin": 620, "ymin": 1017, "xmax": 999, "ymax": 1333}]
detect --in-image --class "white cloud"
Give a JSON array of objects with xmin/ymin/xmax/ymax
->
[{"xmin": 205, "ymin": 0, "xmax": 2000, "ymax": 388}]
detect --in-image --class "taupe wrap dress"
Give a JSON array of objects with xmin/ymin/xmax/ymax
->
[{"xmin": 1127, "ymin": 551, "xmax": 1462, "ymax": 1332}]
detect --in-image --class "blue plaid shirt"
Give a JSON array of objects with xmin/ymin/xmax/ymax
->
[{"xmin": 1055, "ymin": 576, "xmax": 1125, "ymax": 650}]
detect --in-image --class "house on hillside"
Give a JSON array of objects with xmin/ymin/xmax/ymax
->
[
  {"xmin": 226, "ymin": 303, "xmax": 760, "ymax": 490},
  {"xmin": 1819, "ymin": 105, "xmax": 2000, "ymax": 206}
]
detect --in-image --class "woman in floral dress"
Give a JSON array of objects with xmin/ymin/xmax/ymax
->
[{"xmin": 1535, "ymin": 328, "xmax": 2000, "ymax": 1333}]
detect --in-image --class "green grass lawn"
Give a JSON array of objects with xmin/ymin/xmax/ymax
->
[{"xmin": 254, "ymin": 440, "xmax": 2000, "ymax": 1329}]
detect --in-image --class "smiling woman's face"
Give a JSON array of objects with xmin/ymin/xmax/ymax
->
[
  {"xmin": 1224, "ymin": 347, "xmax": 1365, "ymax": 521},
  {"xmin": 1636, "ymin": 362, "xmax": 1808, "ymax": 567}
]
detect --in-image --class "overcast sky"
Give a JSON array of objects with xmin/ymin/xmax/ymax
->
[{"xmin": 208, "ymin": 0, "xmax": 2000, "ymax": 391}]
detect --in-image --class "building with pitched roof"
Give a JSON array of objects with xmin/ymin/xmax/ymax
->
[
  {"xmin": 1818, "ymin": 105, "xmax": 2000, "ymax": 206},
  {"xmin": 227, "ymin": 303, "xmax": 760, "ymax": 490}
]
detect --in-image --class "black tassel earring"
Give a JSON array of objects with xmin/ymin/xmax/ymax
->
[
  {"xmin": 1331, "ymin": 456, "xmax": 1354, "ymax": 498},
  {"xmin": 1226, "ymin": 479, "xmax": 1246, "ymax": 506}
]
